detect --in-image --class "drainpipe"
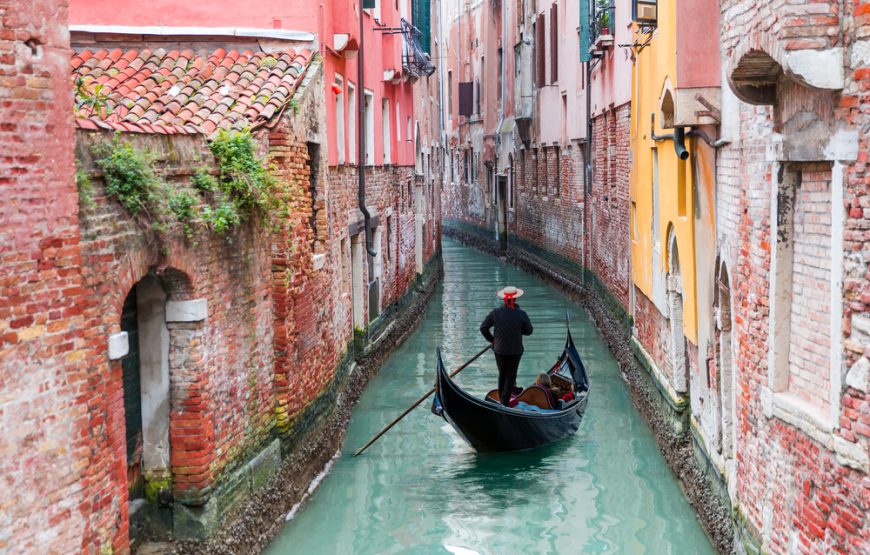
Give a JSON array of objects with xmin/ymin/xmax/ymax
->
[
  {"xmin": 650, "ymin": 113, "xmax": 689, "ymax": 160},
  {"xmin": 358, "ymin": 4, "xmax": 377, "ymax": 257},
  {"xmin": 583, "ymin": 59, "xmax": 592, "ymax": 280}
]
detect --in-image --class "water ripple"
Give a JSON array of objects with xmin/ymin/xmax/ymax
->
[{"xmin": 266, "ymin": 240, "xmax": 714, "ymax": 555}]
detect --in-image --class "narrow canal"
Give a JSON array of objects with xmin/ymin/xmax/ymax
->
[{"xmin": 266, "ymin": 239, "xmax": 714, "ymax": 554}]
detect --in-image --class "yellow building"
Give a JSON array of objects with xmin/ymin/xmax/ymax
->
[{"xmin": 628, "ymin": 0, "xmax": 721, "ymax": 407}]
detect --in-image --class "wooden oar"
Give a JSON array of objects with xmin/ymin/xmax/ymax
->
[{"xmin": 353, "ymin": 344, "xmax": 493, "ymax": 457}]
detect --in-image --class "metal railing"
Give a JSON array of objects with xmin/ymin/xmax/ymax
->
[
  {"xmin": 590, "ymin": 0, "xmax": 615, "ymax": 45},
  {"xmin": 401, "ymin": 18, "xmax": 436, "ymax": 78}
]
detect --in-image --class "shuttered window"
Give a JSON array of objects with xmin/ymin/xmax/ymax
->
[
  {"xmin": 412, "ymin": 0, "xmax": 431, "ymax": 54},
  {"xmin": 550, "ymin": 3, "xmax": 558, "ymax": 83},
  {"xmin": 458, "ymin": 82, "xmax": 474, "ymax": 117},
  {"xmin": 535, "ymin": 15, "xmax": 545, "ymax": 88}
]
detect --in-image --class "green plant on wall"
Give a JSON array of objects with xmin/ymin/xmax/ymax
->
[
  {"xmin": 75, "ymin": 161, "xmax": 96, "ymax": 208},
  {"xmin": 203, "ymin": 129, "xmax": 280, "ymax": 234},
  {"xmin": 596, "ymin": 0, "xmax": 612, "ymax": 32},
  {"xmin": 92, "ymin": 134, "xmax": 162, "ymax": 216},
  {"xmin": 74, "ymin": 76, "xmax": 113, "ymax": 118},
  {"xmin": 87, "ymin": 129, "xmax": 281, "ymax": 247}
]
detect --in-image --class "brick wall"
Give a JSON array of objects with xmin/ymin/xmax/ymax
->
[
  {"xmin": 588, "ymin": 104, "xmax": 631, "ymax": 311},
  {"xmin": 73, "ymin": 130, "xmax": 277, "ymax": 530},
  {"xmin": 787, "ymin": 163, "xmax": 833, "ymax": 413},
  {"xmin": 0, "ymin": 0, "xmax": 100, "ymax": 551},
  {"xmin": 634, "ymin": 286, "xmax": 673, "ymax": 377},
  {"xmin": 717, "ymin": 1, "xmax": 870, "ymax": 551},
  {"xmin": 511, "ymin": 143, "xmax": 585, "ymax": 264}
]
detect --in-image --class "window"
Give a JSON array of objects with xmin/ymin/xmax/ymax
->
[
  {"xmin": 364, "ymin": 90, "xmax": 374, "ymax": 165},
  {"xmin": 532, "ymin": 148, "xmax": 539, "ymax": 194},
  {"xmin": 769, "ymin": 163, "xmax": 837, "ymax": 417},
  {"xmin": 459, "ymin": 82, "xmax": 474, "ymax": 117},
  {"xmin": 385, "ymin": 216, "xmax": 392, "ymax": 261},
  {"xmin": 347, "ymin": 83, "xmax": 356, "ymax": 163},
  {"xmin": 652, "ymin": 147, "xmax": 659, "ymax": 247},
  {"xmin": 562, "ymin": 94, "xmax": 568, "ymax": 144},
  {"xmin": 382, "ymin": 98, "xmax": 391, "ymax": 165},
  {"xmin": 464, "ymin": 149, "xmax": 470, "ymax": 183},
  {"xmin": 406, "ymin": 116, "xmax": 412, "ymax": 143},
  {"xmin": 550, "ymin": 3, "xmax": 558, "ymax": 83},
  {"xmin": 508, "ymin": 157, "xmax": 514, "ymax": 209},
  {"xmin": 334, "ymin": 74, "xmax": 345, "ymax": 164},
  {"xmin": 554, "ymin": 146, "xmax": 561, "ymax": 197},
  {"xmin": 412, "ymin": 0, "xmax": 431, "ymax": 54},
  {"xmin": 480, "ymin": 55, "xmax": 485, "ymax": 114},
  {"xmin": 447, "ymin": 70, "xmax": 453, "ymax": 118},
  {"xmin": 541, "ymin": 147, "xmax": 549, "ymax": 196},
  {"xmin": 535, "ymin": 16, "xmax": 545, "ymax": 88},
  {"xmin": 631, "ymin": 201, "xmax": 638, "ymax": 241},
  {"xmin": 497, "ymin": 48, "xmax": 503, "ymax": 107},
  {"xmin": 396, "ymin": 102, "xmax": 402, "ymax": 142}
]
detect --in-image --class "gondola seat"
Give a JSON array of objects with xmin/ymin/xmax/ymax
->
[
  {"xmin": 487, "ymin": 386, "xmax": 556, "ymax": 410},
  {"xmin": 515, "ymin": 385, "xmax": 556, "ymax": 409}
]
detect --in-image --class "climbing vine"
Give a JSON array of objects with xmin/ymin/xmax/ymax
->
[{"xmin": 86, "ymin": 129, "xmax": 280, "ymax": 245}]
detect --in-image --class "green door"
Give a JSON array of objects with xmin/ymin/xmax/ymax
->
[{"xmin": 120, "ymin": 288, "xmax": 144, "ymax": 498}]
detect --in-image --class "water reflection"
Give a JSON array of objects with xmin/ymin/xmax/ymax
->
[{"xmin": 265, "ymin": 239, "xmax": 713, "ymax": 555}]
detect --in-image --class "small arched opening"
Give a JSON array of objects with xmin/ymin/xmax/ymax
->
[
  {"xmin": 714, "ymin": 262, "xmax": 735, "ymax": 459},
  {"xmin": 116, "ymin": 268, "xmax": 196, "ymax": 538},
  {"xmin": 666, "ymin": 227, "xmax": 688, "ymax": 394}
]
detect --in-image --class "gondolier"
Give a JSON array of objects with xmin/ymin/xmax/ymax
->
[{"xmin": 480, "ymin": 286, "xmax": 534, "ymax": 406}]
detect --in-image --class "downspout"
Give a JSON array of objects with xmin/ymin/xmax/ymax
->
[
  {"xmin": 583, "ymin": 59, "xmax": 592, "ymax": 280},
  {"xmin": 358, "ymin": 5, "xmax": 377, "ymax": 257},
  {"xmin": 494, "ymin": 0, "xmax": 506, "ymax": 241},
  {"xmin": 650, "ymin": 113, "xmax": 689, "ymax": 160}
]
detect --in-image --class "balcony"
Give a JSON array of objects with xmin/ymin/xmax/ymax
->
[
  {"xmin": 400, "ymin": 18, "xmax": 435, "ymax": 80},
  {"xmin": 589, "ymin": 0, "xmax": 615, "ymax": 56}
]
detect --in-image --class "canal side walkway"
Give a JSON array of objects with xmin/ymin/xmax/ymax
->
[{"xmin": 443, "ymin": 222, "xmax": 737, "ymax": 554}]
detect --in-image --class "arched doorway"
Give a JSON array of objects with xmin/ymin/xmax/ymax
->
[
  {"xmin": 715, "ymin": 263, "xmax": 734, "ymax": 459},
  {"xmin": 118, "ymin": 272, "xmax": 175, "ymax": 537},
  {"xmin": 667, "ymin": 229, "xmax": 688, "ymax": 394}
]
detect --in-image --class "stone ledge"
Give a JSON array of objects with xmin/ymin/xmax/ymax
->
[
  {"xmin": 762, "ymin": 387, "xmax": 869, "ymax": 473},
  {"xmin": 165, "ymin": 299, "xmax": 207, "ymax": 323},
  {"xmin": 630, "ymin": 336, "xmax": 689, "ymax": 413}
]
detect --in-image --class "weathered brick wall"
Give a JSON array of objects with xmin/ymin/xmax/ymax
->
[
  {"xmin": 0, "ymin": 1, "xmax": 100, "ymax": 551},
  {"xmin": 634, "ymin": 287, "xmax": 673, "ymax": 377},
  {"xmin": 588, "ymin": 104, "xmax": 631, "ymax": 311},
  {"xmin": 327, "ymin": 165, "xmax": 424, "ymax": 314},
  {"xmin": 717, "ymin": 1, "xmax": 870, "ymax": 551},
  {"xmin": 720, "ymin": 0, "xmax": 841, "ymax": 65},
  {"xmin": 787, "ymin": 163, "xmax": 833, "ymax": 413},
  {"xmin": 511, "ymin": 143, "xmax": 585, "ymax": 263},
  {"xmin": 74, "ymin": 130, "xmax": 276, "ymax": 515}
]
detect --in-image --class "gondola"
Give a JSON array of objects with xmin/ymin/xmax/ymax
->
[{"xmin": 433, "ymin": 323, "xmax": 590, "ymax": 452}]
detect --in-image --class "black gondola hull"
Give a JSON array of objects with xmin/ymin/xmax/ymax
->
[{"xmin": 435, "ymin": 330, "xmax": 589, "ymax": 452}]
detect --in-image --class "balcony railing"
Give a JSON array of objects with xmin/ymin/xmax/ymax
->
[
  {"xmin": 401, "ymin": 18, "xmax": 436, "ymax": 79},
  {"xmin": 590, "ymin": 0, "xmax": 615, "ymax": 52}
]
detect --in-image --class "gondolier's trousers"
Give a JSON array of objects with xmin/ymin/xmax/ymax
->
[{"xmin": 495, "ymin": 353, "xmax": 522, "ymax": 406}]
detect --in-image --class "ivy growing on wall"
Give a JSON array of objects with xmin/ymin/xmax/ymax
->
[{"xmin": 86, "ymin": 130, "xmax": 279, "ymax": 245}]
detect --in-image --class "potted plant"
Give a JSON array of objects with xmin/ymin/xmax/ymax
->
[{"xmin": 596, "ymin": 0, "xmax": 612, "ymax": 35}]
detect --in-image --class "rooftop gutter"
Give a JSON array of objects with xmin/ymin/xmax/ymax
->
[{"xmin": 70, "ymin": 24, "xmax": 315, "ymax": 42}]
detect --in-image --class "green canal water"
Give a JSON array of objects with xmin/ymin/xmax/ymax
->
[{"xmin": 266, "ymin": 239, "xmax": 715, "ymax": 554}]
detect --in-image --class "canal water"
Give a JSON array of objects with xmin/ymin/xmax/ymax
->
[{"xmin": 266, "ymin": 239, "xmax": 714, "ymax": 554}]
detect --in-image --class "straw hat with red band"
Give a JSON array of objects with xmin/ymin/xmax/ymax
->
[{"xmin": 496, "ymin": 286, "xmax": 525, "ymax": 299}]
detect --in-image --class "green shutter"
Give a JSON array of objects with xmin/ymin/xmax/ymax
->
[
  {"xmin": 412, "ymin": 0, "xmax": 431, "ymax": 54},
  {"xmin": 579, "ymin": 0, "xmax": 591, "ymax": 62}
]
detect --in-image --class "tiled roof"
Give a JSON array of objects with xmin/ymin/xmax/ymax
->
[{"xmin": 72, "ymin": 47, "xmax": 314, "ymax": 136}]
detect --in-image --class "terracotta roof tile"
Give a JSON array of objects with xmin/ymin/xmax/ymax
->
[{"xmin": 73, "ymin": 47, "xmax": 315, "ymax": 136}]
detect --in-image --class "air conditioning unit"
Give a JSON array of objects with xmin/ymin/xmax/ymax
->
[{"xmin": 633, "ymin": 0, "xmax": 657, "ymax": 25}]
